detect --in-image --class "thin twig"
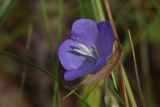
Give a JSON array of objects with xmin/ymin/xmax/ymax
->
[
  {"xmin": 127, "ymin": 30, "xmax": 146, "ymax": 107},
  {"xmin": 104, "ymin": 0, "xmax": 118, "ymax": 40}
]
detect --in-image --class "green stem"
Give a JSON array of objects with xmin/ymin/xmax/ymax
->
[
  {"xmin": 40, "ymin": 0, "xmax": 61, "ymax": 107},
  {"xmin": 53, "ymin": 0, "xmax": 63, "ymax": 107},
  {"xmin": 123, "ymin": 68, "xmax": 137, "ymax": 107},
  {"xmin": 95, "ymin": 0, "xmax": 105, "ymax": 21},
  {"xmin": 20, "ymin": 65, "xmax": 27, "ymax": 93},
  {"xmin": 90, "ymin": 0, "xmax": 105, "ymax": 21}
]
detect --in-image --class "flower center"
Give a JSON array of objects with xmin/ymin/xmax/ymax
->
[{"xmin": 73, "ymin": 43, "xmax": 99, "ymax": 60}]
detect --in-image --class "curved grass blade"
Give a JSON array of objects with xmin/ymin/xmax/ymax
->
[
  {"xmin": 0, "ymin": 50, "xmax": 91, "ymax": 106},
  {"xmin": 0, "ymin": 50, "xmax": 58, "ymax": 81}
]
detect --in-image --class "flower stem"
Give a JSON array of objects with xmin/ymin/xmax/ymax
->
[
  {"xmin": 119, "ymin": 63, "xmax": 129, "ymax": 107},
  {"xmin": 123, "ymin": 67, "xmax": 137, "ymax": 107}
]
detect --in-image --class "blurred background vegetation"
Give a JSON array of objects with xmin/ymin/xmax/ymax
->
[{"xmin": 0, "ymin": 0, "xmax": 159, "ymax": 107}]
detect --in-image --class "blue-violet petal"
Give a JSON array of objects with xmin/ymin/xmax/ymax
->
[
  {"xmin": 71, "ymin": 19, "xmax": 99, "ymax": 47},
  {"xmin": 96, "ymin": 21, "xmax": 114, "ymax": 56},
  {"xmin": 64, "ymin": 59, "xmax": 94, "ymax": 81},
  {"xmin": 58, "ymin": 39, "xmax": 87, "ymax": 70}
]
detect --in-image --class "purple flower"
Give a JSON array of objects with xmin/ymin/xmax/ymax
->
[{"xmin": 58, "ymin": 19, "xmax": 114, "ymax": 81}]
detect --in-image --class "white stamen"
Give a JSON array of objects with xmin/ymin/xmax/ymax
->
[
  {"xmin": 73, "ymin": 43, "xmax": 98, "ymax": 59},
  {"xmin": 73, "ymin": 43, "xmax": 91, "ymax": 56},
  {"xmin": 78, "ymin": 43, "xmax": 90, "ymax": 54},
  {"xmin": 73, "ymin": 48, "xmax": 90, "ymax": 56}
]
